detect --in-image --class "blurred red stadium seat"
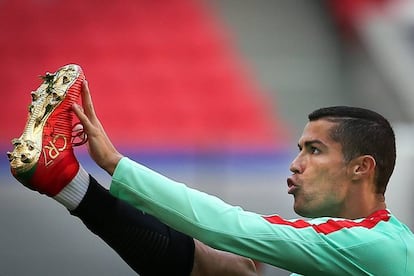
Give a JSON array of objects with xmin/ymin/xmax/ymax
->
[{"xmin": 0, "ymin": 0, "xmax": 288, "ymax": 153}]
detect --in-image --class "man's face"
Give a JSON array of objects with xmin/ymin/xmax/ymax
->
[{"xmin": 287, "ymin": 119, "xmax": 352, "ymax": 218}]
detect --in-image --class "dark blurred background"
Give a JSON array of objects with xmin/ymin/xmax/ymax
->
[{"xmin": 1, "ymin": 0, "xmax": 413, "ymax": 275}]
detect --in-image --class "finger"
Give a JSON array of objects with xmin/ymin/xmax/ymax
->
[
  {"xmin": 72, "ymin": 102, "xmax": 92, "ymax": 130},
  {"xmin": 81, "ymin": 80, "xmax": 97, "ymax": 120}
]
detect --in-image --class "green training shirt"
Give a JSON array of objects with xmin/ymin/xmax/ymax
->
[{"xmin": 110, "ymin": 157, "xmax": 414, "ymax": 275}]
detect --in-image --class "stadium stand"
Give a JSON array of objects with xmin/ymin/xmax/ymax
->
[{"xmin": 0, "ymin": 0, "xmax": 288, "ymax": 154}]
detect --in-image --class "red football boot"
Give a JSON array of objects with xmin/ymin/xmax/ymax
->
[{"xmin": 8, "ymin": 64, "xmax": 85, "ymax": 196}]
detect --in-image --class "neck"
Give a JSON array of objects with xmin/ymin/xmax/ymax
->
[{"xmin": 340, "ymin": 190, "xmax": 386, "ymax": 219}]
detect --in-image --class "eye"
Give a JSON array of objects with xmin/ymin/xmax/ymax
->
[{"xmin": 310, "ymin": 146, "xmax": 320, "ymax": 154}]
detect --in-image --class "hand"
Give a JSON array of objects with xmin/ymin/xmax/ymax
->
[{"xmin": 72, "ymin": 80, "xmax": 123, "ymax": 175}]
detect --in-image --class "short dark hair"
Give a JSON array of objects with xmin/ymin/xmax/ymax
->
[{"xmin": 308, "ymin": 106, "xmax": 396, "ymax": 194}]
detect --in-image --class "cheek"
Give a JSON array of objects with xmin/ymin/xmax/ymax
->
[
  {"xmin": 314, "ymin": 167, "xmax": 347, "ymax": 198},
  {"xmin": 314, "ymin": 170, "xmax": 349, "ymax": 203},
  {"xmin": 312, "ymin": 161, "xmax": 347, "ymax": 187},
  {"xmin": 294, "ymin": 167, "xmax": 346, "ymax": 215}
]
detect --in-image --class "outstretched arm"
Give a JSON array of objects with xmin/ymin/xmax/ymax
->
[
  {"xmin": 71, "ymin": 81, "xmax": 292, "ymax": 270},
  {"xmin": 71, "ymin": 79, "xmax": 314, "ymax": 272}
]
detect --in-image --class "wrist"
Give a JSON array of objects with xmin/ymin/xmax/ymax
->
[{"xmin": 104, "ymin": 153, "xmax": 123, "ymax": 176}]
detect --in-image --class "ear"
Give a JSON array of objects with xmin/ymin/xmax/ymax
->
[{"xmin": 349, "ymin": 155, "xmax": 376, "ymax": 181}]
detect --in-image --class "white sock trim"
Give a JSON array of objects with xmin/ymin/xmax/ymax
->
[{"xmin": 53, "ymin": 165, "xmax": 89, "ymax": 210}]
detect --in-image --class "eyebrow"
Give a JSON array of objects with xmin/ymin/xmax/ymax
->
[{"xmin": 298, "ymin": 139, "xmax": 325, "ymax": 149}]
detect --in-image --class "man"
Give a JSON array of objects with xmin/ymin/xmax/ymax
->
[
  {"xmin": 74, "ymin": 76, "xmax": 414, "ymax": 274},
  {"xmin": 8, "ymin": 64, "xmax": 257, "ymax": 276},
  {"xmin": 10, "ymin": 64, "xmax": 414, "ymax": 275}
]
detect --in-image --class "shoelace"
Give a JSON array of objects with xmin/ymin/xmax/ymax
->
[{"xmin": 71, "ymin": 122, "xmax": 88, "ymax": 146}]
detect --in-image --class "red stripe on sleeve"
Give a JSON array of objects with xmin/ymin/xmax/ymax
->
[{"xmin": 262, "ymin": 209, "xmax": 391, "ymax": 235}]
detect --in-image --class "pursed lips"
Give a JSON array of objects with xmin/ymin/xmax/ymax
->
[{"xmin": 287, "ymin": 177, "xmax": 298, "ymax": 194}]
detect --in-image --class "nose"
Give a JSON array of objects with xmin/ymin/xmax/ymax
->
[{"xmin": 289, "ymin": 154, "xmax": 302, "ymax": 174}]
